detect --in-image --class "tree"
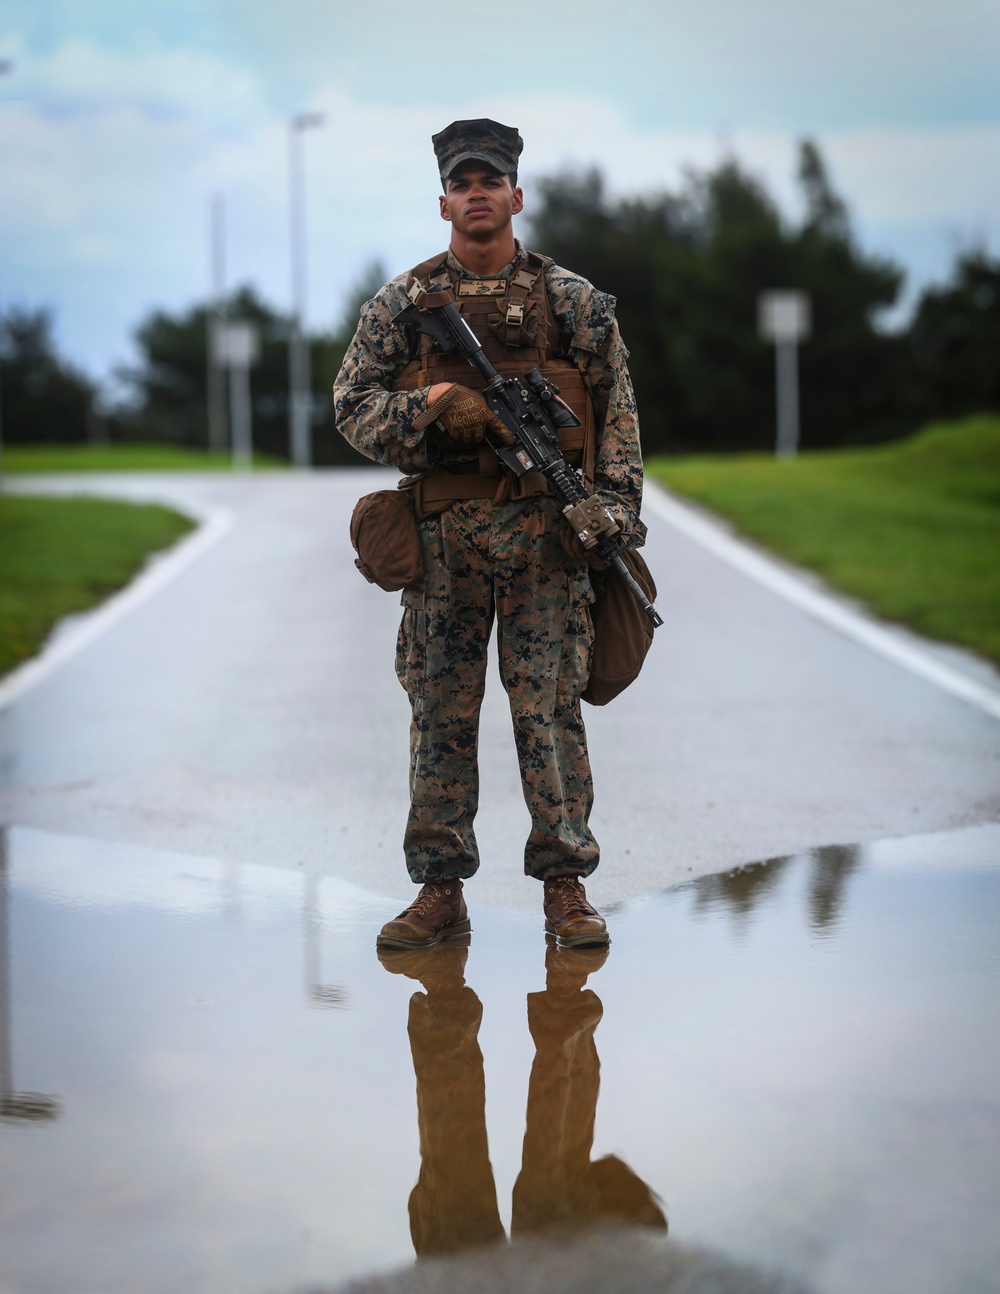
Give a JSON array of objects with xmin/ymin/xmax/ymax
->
[
  {"xmin": 121, "ymin": 284, "xmax": 372, "ymax": 465},
  {"xmin": 0, "ymin": 307, "xmax": 95, "ymax": 443},
  {"xmin": 528, "ymin": 142, "xmax": 907, "ymax": 453},
  {"xmin": 906, "ymin": 249, "xmax": 1000, "ymax": 420}
]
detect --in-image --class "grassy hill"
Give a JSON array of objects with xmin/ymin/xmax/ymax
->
[
  {"xmin": 3, "ymin": 444, "xmax": 285, "ymax": 472},
  {"xmin": 648, "ymin": 415, "xmax": 1000, "ymax": 666}
]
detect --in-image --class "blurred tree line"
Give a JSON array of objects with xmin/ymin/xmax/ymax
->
[
  {"xmin": 527, "ymin": 141, "xmax": 1000, "ymax": 451},
  {"xmin": 111, "ymin": 279, "xmax": 377, "ymax": 466},
  {"xmin": 0, "ymin": 267, "xmax": 384, "ymax": 467},
  {"xmin": 3, "ymin": 140, "xmax": 998, "ymax": 458},
  {"xmin": 0, "ymin": 308, "xmax": 97, "ymax": 444}
]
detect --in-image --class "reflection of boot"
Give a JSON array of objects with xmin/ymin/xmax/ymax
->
[
  {"xmin": 544, "ymin": 940, "xmax": 610, "ymax": 994},
  {"xmin": 512, "ymin": 943, "xmax": 666, "ymax": 1238},
  {"xmin": 380, "ymin": 940, "xmax": 505, "ymax": 1258},
  {"xmin": 376, "ymin": 937, "xmax": 471, "ymax": 993}
]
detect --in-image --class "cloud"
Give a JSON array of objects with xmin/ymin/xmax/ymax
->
[
  {"xmin": 3, "ymin": 35, "xmax": 266, "ymax": 127},
  {"xmin": 821, "ymin": 124, "xmax": 1000, "ymax": 225},
  {"xmin": 1, "ymin": 38, "xmax": 997, "ymax": 379}
]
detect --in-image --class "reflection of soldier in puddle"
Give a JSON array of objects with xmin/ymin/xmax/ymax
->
[
  {"xmin": 378, "ymin": 940, "xmax": 665, "ymax": 1259},
  {"xmin": 513, "ymin": 944, "xmax": 667, "ymax": 1237},
  {"xmin": 379, "ymin": 938, "xmax": 504, "ymax": 1255}
]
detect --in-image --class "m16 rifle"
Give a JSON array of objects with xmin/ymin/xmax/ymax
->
[{"xmin": 394, "ymin": 293, "xmax": 663, "ymax": 629}]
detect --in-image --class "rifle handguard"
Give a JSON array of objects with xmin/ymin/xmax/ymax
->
[{"xmin": 563, "ymin": 495, "xmax": 621, "ymax": 550}]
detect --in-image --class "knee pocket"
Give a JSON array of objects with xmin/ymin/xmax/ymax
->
[{"xmin": 557, "ymin": 581, "xmax": 595, "ymax": 700}]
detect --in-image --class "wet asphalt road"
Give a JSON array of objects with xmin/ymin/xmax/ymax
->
[
  {"xmin": 3, "ymin": 471, "xmax": 1000, "ymax": 1294},
  {"xmin": 2, "ymin": 468, "xmax": 999, "ymax": 910}
]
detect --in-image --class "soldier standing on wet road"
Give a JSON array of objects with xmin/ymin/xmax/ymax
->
[{"xmin": 334, "ymin": 119, "xmax": 647, "ymax": 951}]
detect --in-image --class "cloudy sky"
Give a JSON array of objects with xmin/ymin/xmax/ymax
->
[{"xmin": 1, "ymin": 0, "xmax": 998, "ymax": 386}]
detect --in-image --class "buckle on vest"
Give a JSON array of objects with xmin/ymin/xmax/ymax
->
[{"xmin": 505, "ymin": 301, "xmax": 525, "ymax": 327}]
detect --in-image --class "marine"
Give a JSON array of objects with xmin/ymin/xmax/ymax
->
[{"xmin": 334, "ymin": 118, "xmax": 647, "ymax": 950}]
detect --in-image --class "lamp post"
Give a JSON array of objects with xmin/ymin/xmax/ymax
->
[
  {"xmin": 0, "ymin": 59, "xmax": 13, "ymax": 496},
  {"xmin": 206, "ymin": 194, "xmax": 227, "ymax": 455},
  {"xmin": 288, "ymin": 112, "xmax": 324, "ymax": 470},
  {"xmin": 758, "ymin": 290, "xmax": 811, "ymax": 459}
]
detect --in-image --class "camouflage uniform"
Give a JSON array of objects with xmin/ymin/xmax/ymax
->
[{"xmin": 335, "ymin": 243, "xmax": 645, "ymax": 884}]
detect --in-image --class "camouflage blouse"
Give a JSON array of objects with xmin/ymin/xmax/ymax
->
[{"xmin": 334, "ymin": 242, "xmax": 647, "ymax": 543}]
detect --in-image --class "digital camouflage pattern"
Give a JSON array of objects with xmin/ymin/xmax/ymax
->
[
  {"xmin": 431, "ymin": 117, "xmax": 523, "ymax": 182},
  {"xmin": 334, "ymin": 242, "xmax": 647, "ymax": 884},
  {"xmin": 397, "ymin": 496, "xmax": 598, "ymax": 883},
  {"xmin": 334, "ymin": 243, "xmax": 647, "ymax": 546}
]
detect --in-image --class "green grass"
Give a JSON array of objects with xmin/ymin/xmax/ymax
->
[
  {"xmin": 0, "ymin": 496, "xmax": 195, "ymax": 677},
  {"xmin": 648, "ymin": 414, "xmax": 1000, "ymax": 665},
  {"xmin": 3, "ymin": 443, "xmax": 286, "ymax": 472}
]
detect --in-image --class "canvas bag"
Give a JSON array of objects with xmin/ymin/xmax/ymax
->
[
  {"xmin": 349, "ymin": 488, "xmax": 423, "ymax": 592},
  {"xmin": 582, "ymin": 547, "xmax": 658, "ymax": 706}
]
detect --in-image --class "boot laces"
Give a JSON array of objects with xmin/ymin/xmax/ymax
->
[
  {"xmin": 407, "ymin": 883, "xmax": 453, "ymax": 917},
  {"xmin": 546, "ymin": 876, "xmax": 595, "ymax": 917}
]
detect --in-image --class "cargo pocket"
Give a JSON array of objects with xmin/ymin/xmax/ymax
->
[{"xmin": 395, "ymin": 602, "xmax": 426, "ymax": 699}]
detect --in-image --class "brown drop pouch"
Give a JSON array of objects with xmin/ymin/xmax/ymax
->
[
  {"xmin": 582, "ymin": 548, "xmax": 658, "ymax": 707},
  {"xmin": 349, "ymin": 488, "xmax": 424, "ymax": 592}
]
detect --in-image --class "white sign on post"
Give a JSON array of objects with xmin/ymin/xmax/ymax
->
[
  {"xmin": 213, "ymin": 321, "xmax": 260, "ymax": 470},
  {"xmin": 758, "ymin": 291, "xmax": 811, "ymax": 344},
  {"xmin": 758, "ymin": 291, "xmax": 811, "ymax": 460}
]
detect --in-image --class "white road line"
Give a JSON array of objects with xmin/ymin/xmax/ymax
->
[
  {"xmin": 0, "ymin": 499, "xmax": 234, "ymax": 712},
  {"xmin": 644, "ymin": 480, "xmax": 1000, "ymax": 723}
]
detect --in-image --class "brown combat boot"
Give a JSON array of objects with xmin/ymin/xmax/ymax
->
[
  {"xmin": 376, "ymin": 879, "xmax": 471, "ymax": 950},
  {"xmin": 543, "ymin": 876, "xmax": 610, "ymax": 948}
]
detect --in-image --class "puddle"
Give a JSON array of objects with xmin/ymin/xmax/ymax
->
[{"xmin": 1, "ymin": 823, "xmax": 998, "ymax": 1294}]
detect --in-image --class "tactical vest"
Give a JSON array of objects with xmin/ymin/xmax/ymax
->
[{"xmin": 393, "ymin": 249, "xmax": 596, "ymax": 512}]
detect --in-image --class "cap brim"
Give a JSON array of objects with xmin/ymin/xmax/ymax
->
[{"xmin": 441, "ymin": 150, "xmax": 510, "ymax": 180}]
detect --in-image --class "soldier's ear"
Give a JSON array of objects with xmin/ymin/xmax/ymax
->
[
  {"xmin": 511, "ymin": 187, "xmax": 524, "ymax": 216},
  {"xmin": 439, "ymin": 194, "xmax": 452, "ymax": 222}
]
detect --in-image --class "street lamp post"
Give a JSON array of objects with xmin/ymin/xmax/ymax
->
[
  {"xmin": 0, "ymin": 59, "xmax": 13, "ymax": 496},
  {"xmin": 758, "ymin": 290, "xmax": 811, "ymax": 460},
  {"xmin": 287, "ymin": 112, "xmax": 324, "ymax": 470},
  {"xmin": 207, "ymin": 195, "xmax": 228, "ymax": 455}
]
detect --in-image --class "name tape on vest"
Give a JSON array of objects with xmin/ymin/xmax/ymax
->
[{"xmin": 457, "ymin": 278, "xmax": 507, "ymax": 298}]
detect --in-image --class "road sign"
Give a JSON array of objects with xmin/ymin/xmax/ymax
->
[
  {"xmin": 212, "ymin": 322, "xmax": 259, "ymax": 470},
  {"xmin": 758, "ymin": 291, "xmax": 811, "ymax": 344},
  {"xmin": 213, "ymin": 321, "xmax": 260, "ymax": 368},
  {"xmin": 758, "ymin": 291, "xmax": 811, "ymax": 458}
]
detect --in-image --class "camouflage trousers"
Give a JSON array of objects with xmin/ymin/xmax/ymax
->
[{"xmin": 395, "ymin": 495, "xmax": 599, "ymax": 884}]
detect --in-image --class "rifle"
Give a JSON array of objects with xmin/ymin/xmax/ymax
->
[{"xmin": 394, "ymin": 294, "xmax": 663, "ymax": 629}]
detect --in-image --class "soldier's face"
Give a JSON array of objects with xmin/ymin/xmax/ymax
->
[{"xmin": 440, "ymin": 164, "xmax": 523, "ymax": 236}]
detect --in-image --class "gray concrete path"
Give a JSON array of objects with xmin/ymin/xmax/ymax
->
[{"xmin": 2, "ymin": 469, "xmax": 998, "ymax": 909}]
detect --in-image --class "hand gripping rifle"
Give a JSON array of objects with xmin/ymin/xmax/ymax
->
[{"xmin": 394, "ymin": 294, "xmax": 663, "ymax": 629}]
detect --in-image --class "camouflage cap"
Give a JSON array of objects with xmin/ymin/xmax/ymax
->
[{"xmin": 432, "ymin": 118, "xmax": 523, "ymax": 184}]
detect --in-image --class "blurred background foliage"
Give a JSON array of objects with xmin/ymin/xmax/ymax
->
[{"xmin": 2, "ymin": 141, "xmax": 998, "ymax": 461}]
